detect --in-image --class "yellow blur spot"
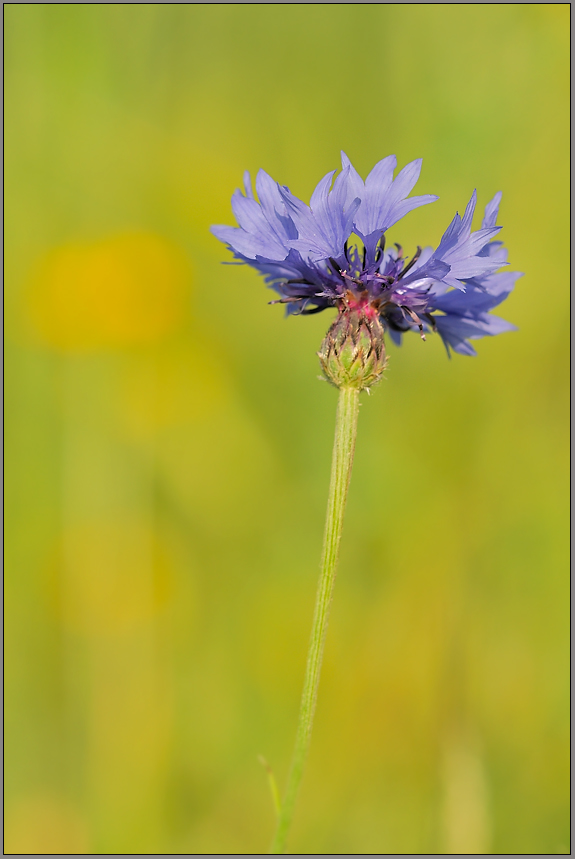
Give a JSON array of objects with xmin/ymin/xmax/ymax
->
[
  {"xmin": 51, "ymin": 518, "xmax": 175, "ymax": 635},
  {"xmin": 4, "ymin": 795, "xmax": 89, "ymax": 855},
  {"xmin": 26, "ymin": 233, "xmax": 190, "ymax": 351}
]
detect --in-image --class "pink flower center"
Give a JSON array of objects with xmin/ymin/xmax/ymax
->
[{"xmin": 344, "ymin": 290, "xmax": 380, "ymax": 319}]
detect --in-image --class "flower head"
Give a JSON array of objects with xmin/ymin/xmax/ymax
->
[{"xmin": 211, "ymin": 154, "xmax": 521, "ymax": 365}]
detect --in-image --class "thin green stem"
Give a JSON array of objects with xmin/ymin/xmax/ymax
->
[{"xmin": 270, "ymin": 386, "xmax": 360, "ymax": 854}]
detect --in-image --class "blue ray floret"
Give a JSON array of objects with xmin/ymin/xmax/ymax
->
[{"xmin": 211, "ymin": 153, "xmax": 521, "ymax": 358}]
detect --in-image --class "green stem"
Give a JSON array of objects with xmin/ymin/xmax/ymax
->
[{"xmin": 270, "ymin": 386, "xmax": 360, "ymax": 854}]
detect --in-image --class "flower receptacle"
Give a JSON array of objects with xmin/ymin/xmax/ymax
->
[{"xmin": 318, "ymin": 304, "xmax": 387, "ymax": 391}]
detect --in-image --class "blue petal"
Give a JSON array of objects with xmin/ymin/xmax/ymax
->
[
  {"xmin": 231, "ymin": 191, "xmax": 271, "ymax": 235},
  {"xmin": 482, "ymin": 191, "xmax": 502, "ymax": 229},
  {"xmin": 401, "ymin": 258, "xmax": 451, "ymax": 287},
  {"xmin": 430, "ymin": 191, "xmax": 508, "ymax": 289},
  {"xmin": 281, "ymin": 169, "xmax": 359, "ymax": 262},
  {"xmin": 243, "ymin": 171, "xmax": 255, "ymax": 200},
  {"xmin": 434, "ymin": 315, "xmax": 479, "ymax": 356},
  {"xmin": 433, "ymin": 306, "xmax": 517, "ymax": 356},
  {"xmin": 387, "ymin": 328, "xmax": 403, "ymax": 347},
  {"xmin": 340, "ymin": 151, "xmax": 365, "ymax": 205},
  {"xmin": 255, "ymin": 169, "xmax": 297, "ymax": 243},
  {"xmin": 210, "ymin": 224, "xmax": 286, "ymax": 260},
  {"xmin": 353, "ymin": 156, "xmax": 438, "ymax": 251},
  {"xmin": 432, "ymin": 270, "xmax": 522, "ymax": 313},
  {"xmin": 387, "ymin": 158, "xmax": 423, "ymax": 202}
]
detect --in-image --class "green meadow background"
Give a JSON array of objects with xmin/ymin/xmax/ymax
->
[{"xmin": 5, "ymin": 5, "xmax": 569, "ymax": 855}]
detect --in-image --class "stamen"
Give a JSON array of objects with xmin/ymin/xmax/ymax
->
[
  {"xmin": 397, "ymin": 246, "xmax": 422, "ymax": 280},
  {"xmin": 341, "ymin": 271, "xmax": 364, "ymax": 287},
  {"xmin": 329, "ymin": 258, "xmax": 344, "ymax": 276},
  {"xmin": 401, "ymin": 305, "xmax": 426, "ymax": 340},
  {"xmin": 377, "ymin": 233, "xmax": 386, "ymax": 254},
  {"xmin": 268, "ymin": 297, "xmax": 305, "ymax": 305}
]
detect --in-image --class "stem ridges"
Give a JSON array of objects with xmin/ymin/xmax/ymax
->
[{"xmin": 270, "ymin": 386, "xmax": 360, "ymax": 854}]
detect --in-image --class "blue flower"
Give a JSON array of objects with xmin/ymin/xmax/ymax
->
[{"xmin": 211, "ymin": 154, "xmax": 521, "ymax": 357}]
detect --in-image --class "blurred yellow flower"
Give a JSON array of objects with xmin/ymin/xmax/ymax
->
[{"xmin": 26, "ymin": 233, "xmax": 190, "ymax": 351}]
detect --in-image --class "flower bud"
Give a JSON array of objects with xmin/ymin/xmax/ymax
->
[{"xmin": 318, "ymin": 306, "xmax": 387, "ymax": 391}]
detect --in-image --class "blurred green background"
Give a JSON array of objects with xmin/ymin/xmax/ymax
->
[{"xmin": 5, "ymin": 5, "xmax": 569, "ymax": 855}]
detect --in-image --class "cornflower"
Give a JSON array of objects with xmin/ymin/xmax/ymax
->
[{"xmin": 211, "ymin": 154, "xmax": 521, "ymax": 853}]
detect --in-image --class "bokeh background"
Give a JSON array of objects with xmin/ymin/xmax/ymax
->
[{"xmin": 5, "ymin": 5, "xmax": 569, "ymax": 855}]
